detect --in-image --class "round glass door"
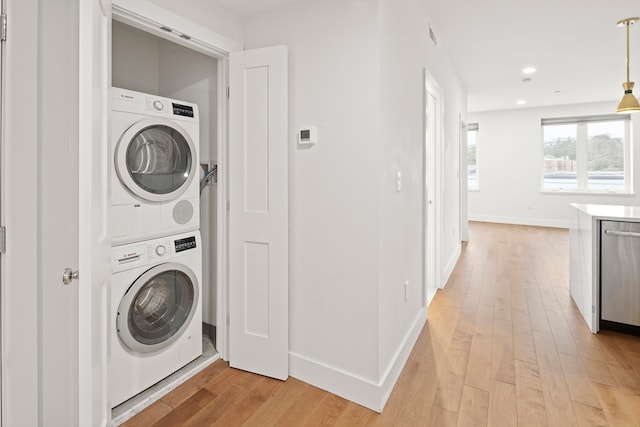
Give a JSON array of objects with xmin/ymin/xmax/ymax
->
[
  {"xmin": 115, "ymin": 118, "xmax": 197, "ymax": 202},
  {"xmin": 117, "ymin": 262, "xmax": 199, "ymax": 354}
]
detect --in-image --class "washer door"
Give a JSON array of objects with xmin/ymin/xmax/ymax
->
[
  {"xmin": 115, "ymin": 118, "xmax": 197, "ymax": 202},
  {"xmin": 117, "ymin": 262, "xmax": 199, "ymax": 354}
]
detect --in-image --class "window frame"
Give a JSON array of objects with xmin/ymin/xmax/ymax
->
[
  {"xmin": 540, "ymin": 114, "xmax": 632, "ymax": 194},
  {"xmin": 467, "ymin": 122, "xmax": 479, "ymax": 191}
]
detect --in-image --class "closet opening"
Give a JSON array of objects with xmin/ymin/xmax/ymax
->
[{"xmin": 110, "ymin": 18, "xmax": 225, "ymax": 424}]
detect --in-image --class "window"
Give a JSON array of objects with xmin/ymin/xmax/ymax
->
[
  {"xmin": 467, "ymin": 123, "xmax": 479, "ymax": 190},
  {"xmin": 541, "ymin": 114, "xmax": 631, "ymax": 193}
]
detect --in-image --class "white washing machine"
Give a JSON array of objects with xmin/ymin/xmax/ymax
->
[
  {"xmin": 110, "ymin": 231, "xmax": 203, "ymax": 407},
  {"xmin": 111, "ymin": 87, "xmax": 200, "ymax": 245}
]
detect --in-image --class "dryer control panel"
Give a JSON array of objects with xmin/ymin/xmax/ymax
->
[{"xmin": 111, "ymin": 87, "xmax": 199, "ymax": 122}]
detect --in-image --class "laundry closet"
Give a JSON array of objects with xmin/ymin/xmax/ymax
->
[
  {"xmin": 111, "ymin": 18, "xmax": 220, "ymax": 410},
  {"xmin": 108, "ymin": 4, "xmax": 289, "ymax": 420}
]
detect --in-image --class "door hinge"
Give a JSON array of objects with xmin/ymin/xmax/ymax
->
[
  {"xmin": 1, "ymin": 14, "xmax": 7, "ymax": 42},
  {"xmin": 0, "ymin": 226, "xmax": 6, "ymax": 254},
  {"xmin": 227, "ymin": 200, "xmax": 230, "ymax": 212},
  {"xmin": 227, "ymin": 86, "xmax": 230, "ymax": 99}
]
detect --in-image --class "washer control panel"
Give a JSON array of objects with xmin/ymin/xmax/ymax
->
[
  {"xmin": 147, "ymin": 238, "xmax": 174, "ymax": 261},
  {"xmin": 111, "ymin": 232, "xmax": 199, "ymax": 273}
]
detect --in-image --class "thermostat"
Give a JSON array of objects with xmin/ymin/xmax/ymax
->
[{"xmin": 298, "ymin": 126, "xmax": 317, "ymax": 146}]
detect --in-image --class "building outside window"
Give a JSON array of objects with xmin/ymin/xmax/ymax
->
[
  {"xmin": 541, "ymin": 114, "xmax": 631, "ymax": 193},
  {"xmin": 467, "ymin": 123, "xmax": 479, "ymax": 190}
]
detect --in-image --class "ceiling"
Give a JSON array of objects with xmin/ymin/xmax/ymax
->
[
  {"xmin": 426, "ymin": 1, "xmax": 640, "ymax": 112},
  {"xmin": 214, "ymin": 0, "xmax": 640, "ymax": 112},
  {"xmin": 213, "ymin": 0, "xmax": 302, "ymax": 17}
]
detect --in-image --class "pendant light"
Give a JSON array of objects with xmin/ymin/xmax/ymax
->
[{"xmin": 616, "ymin": 17, "xmax": 640, "ymax": 113}]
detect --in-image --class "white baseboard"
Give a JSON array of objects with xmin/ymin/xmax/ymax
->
[
  {"xmin": 378, "ymin": 308, "xmax": 427, "ymax": 409},
  {"xmin": 468, "ymin": 214, "xmax": 569, "ymax": 229},
  {"xmin": 289, "ymin": 308, "xmax": 427, "ymax": 412},
  {"xmin": 441, "ymin": 243, "xmax": 461, "ymax": 288}
]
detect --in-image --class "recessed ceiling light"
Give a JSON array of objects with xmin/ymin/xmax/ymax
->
[
  {"xmin": 522, "ymin": 67, "xmax": 537, "ymax": 74},
  {"xmin": 516, "ymin": 99, "xmax": 526, "ymax": 105}
]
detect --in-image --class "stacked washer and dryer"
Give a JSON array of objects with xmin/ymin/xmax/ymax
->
[{"xmin": 109, "ymin": 87, "xmax": 203, "ymax": 407}]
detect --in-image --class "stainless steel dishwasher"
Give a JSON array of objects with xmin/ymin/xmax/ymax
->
[{"xmin": 600, "ymin": 220, "xmax": 640, "ymax": 335}]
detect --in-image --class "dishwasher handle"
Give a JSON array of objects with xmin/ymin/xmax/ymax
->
[{"xmin": 604, "ymin": 229, "xmax": 640, "ymax": 238}]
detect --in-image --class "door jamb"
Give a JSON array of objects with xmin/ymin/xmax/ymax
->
[
  {"xmin": 423, "ymin": 69, "xmax": 445, "ymax": 307},
  {"xmin": 429, "ymin": 74, "xmax": 445, "ymax": 290}
]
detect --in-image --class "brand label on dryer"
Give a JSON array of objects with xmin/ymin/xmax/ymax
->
[{"xmin": 172, "ymin": 103, "xmax": 194, "ymax": 118}]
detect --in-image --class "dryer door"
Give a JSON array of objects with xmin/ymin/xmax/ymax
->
[
  {"xmin": 115, "ymin": 118, "xmax": 197, "ymax": 202},
  {"xmin": 117, "ymin": 262, "xmax": 199, "ymax": 353}
]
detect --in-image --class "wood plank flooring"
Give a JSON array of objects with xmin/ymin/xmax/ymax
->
[{"xmin": 123, "ymin": 222, "xmax": 640, "ymax": 426}]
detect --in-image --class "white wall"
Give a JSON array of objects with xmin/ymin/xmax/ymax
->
[
  {"xmin": 242, "ymin": 0, "xmax": 467, "ymax": 410},
  {"xmin": 377, "ymin": 0, "xmax": 467, "ymax": 383},
  {"xmin": 112, "ymin": 22, "xmax": 160, "ymax": 94},
  {"xmin": 468, "ymin": 101, "xmax": 640, "ymax": 228},
  {"xmin": 243, "ymin": 0, "xmax": 382, "ymax": 385}
]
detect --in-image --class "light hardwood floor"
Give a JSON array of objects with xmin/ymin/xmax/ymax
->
[{"xmin": 123, "ymin": 222, "xmax": 640, "ymax": 426}]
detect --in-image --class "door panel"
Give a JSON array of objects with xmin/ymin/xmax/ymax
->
[
  {"xmin": 40, "ymin": 1, "xmax": 80, "ymax": 425},
  {"xmin": 229, "ymin": 46, "xmax": 288, "ymax": 380}
]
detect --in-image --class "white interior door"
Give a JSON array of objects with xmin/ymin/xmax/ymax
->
[
  {"xmin": 228, "ymin": 45, "xmax": 288, "ymax": 380},
  {"xmin": 40, "ymin": 1, "xmax": 81, "ymax": 425}
]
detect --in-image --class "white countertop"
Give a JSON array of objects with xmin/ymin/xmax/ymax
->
[{"xmin": 571, "ymin": 203, "xmax": 640, "ymax": 221}]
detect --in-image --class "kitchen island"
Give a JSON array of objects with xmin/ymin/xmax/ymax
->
[{"xmin": 570, "ymin": 203, "xmax": 640, "ymax": 333}]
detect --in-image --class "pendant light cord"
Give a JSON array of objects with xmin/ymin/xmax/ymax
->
[{"xmin": 626, "ymin": 20, "xmax": 631, "ymax": 83}]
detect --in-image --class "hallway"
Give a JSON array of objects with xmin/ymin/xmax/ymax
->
[{"xmin": 123, "ymin": 222, "xmax": 640, "ymax": 426}]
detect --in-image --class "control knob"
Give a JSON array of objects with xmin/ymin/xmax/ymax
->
[{"xmin": 155, "ymin": 245, "xmax": 166, "ymax": 256}]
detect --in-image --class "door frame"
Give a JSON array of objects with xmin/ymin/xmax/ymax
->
[
  {"xmin": 422, "ymin": 69, "xmax": 445, "ymax": 307},
  {"xmin": 0, "ymin": 0, "xmax": 4, "ymax": 424},
  {"xmin": 112, "ymin": 0, "xmax": 242, "ymax": 363},
  {"xmin": 459, "ymin": 116, "xmax": 469, "ymax": 242}
]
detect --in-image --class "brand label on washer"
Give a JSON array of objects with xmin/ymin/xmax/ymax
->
[{"xmin": 174, "ymin": 236, "xmax": 197, "ymax": 252}]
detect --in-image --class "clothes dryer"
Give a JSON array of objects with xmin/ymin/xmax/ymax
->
[
  {"xmin": 111, "ymin": 87, "xmax": 200, "ymax": 245},
  {"xmin": 110, "ymin": 231, "xmax": 202, "ymax": 407}
]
